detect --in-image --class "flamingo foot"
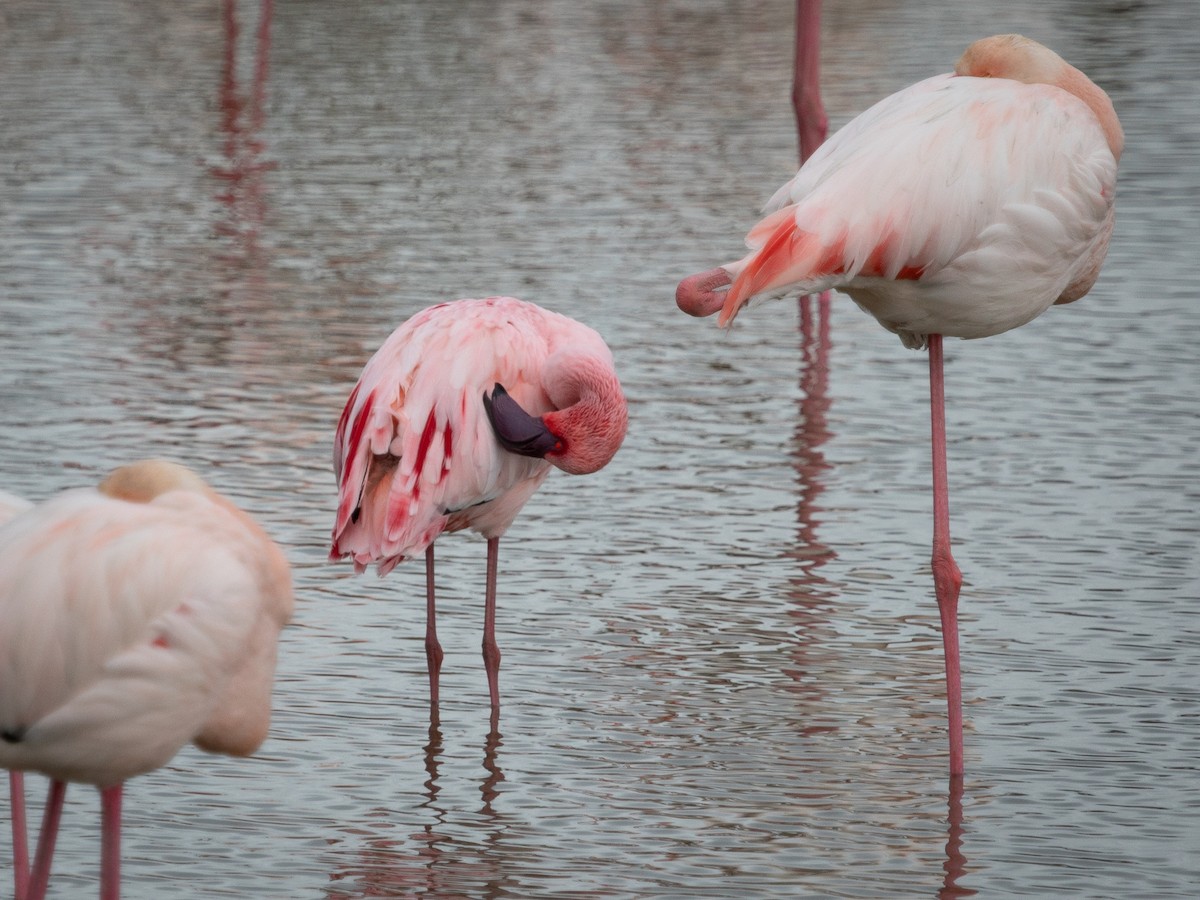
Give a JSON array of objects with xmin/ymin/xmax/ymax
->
[{"xmin": 676, "ymin": 268, "xmax": 732, "ymax": 318}]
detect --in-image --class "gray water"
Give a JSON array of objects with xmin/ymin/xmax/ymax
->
[{"xmin": 2, "ymin": 0, "xmax": 1198, "ymax": 897}]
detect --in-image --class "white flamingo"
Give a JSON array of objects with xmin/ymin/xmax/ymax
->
[
  {"xmin": 677, "ymin": 35, "xmax": 1122, "ymax": 775},
  {"xmin": 1, "ymin": 460, "xmax": 294, "ymax": 899}
]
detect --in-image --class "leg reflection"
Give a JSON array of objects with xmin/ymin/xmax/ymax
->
[
  {"xmin": 480, "ymin": 713, "xmax": 505, "ymax": 819},
  {"xmin": 422, "ymin": 719, "xmax": 445, "ymax": 811},
  {"xmin": 783, "ymin": 290, "xmax": 839, "ymax": 718},
  {"xmin": 940, "ymin": 775, "xmax": 975, "ymax": 898}
]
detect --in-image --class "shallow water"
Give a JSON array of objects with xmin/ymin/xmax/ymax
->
[{"xmin": 2, "ymin": 0, "xmax": 1198, "ymax": 897}]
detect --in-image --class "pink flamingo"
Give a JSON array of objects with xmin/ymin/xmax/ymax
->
[
  {"xmin": 331, "ymin": 296, "xmax": 628, "ymax": 714},
  {"xmin": 677, "ymin": 34, "xmax": 1123, "ymax": 775},
  {"xmin": 1, "ymin": 460, "xmax": 294, "ymax": 900}
]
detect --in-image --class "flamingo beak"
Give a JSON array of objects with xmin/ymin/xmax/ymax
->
[{"xmin": 483, "ymin": 384, "xmax": 560, "ymax": 458}]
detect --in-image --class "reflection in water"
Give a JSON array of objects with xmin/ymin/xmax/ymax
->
[
  {"xmin": 479, "ymin": 714, "xmax": 505, "ymax": 821},
  {"xmin": 789, "ymin": 291, "xmax": 835, "ymax": 579},
  {"xmin": 212, "ymin": 0, "xmax": 275, "ymax": 259},
  {"xmin": 326, "ymin": 719, "xmax": 510, "ymax": 898},
  {"xmin": 940, "ymin": 776, "xmax": 975, "ymax": 899},
  {"xmin": 782, "ymin": 291, "xmax": 838, "ymax": 719},
  {"xmin": 783, "ymin": 0, "xmax": 839, "ymax": 717},
  {"xmin": 417, "ymin": 719, "xmax": 451, "ymax": 865},
  {"xmin": 113, "ymin": 0, "xmax": 280, "ymax": 377}
]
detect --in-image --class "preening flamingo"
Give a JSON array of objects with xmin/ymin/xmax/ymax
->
[
  {"xmin": 677, "ymin": 34, "xmax": 1123, "ymax": 775},
  {"xmin": 0, "ymin": 460, "xmax": 294, "ymax": 900},
  {"xmin": 331, "ymin": 296, "xmax": 628, "ymax": 714}
]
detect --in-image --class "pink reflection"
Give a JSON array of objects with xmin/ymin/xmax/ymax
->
[
  {"xmin": 211, "ymin": 0, "xmax": 275, "ymax": 257},
  {"xmin": 780, "ymin": 291, "xmax": 839, "ymax": 726},
  {"xmin": 940, "ymin": 776, "xmax": 976, "ymax": 898},
  {"xmin": 791, "ymin": 291, "xmax": 834, "ymax": 572},
  {"xmin": 779, "ymin": 2, "xmax": 839, "ymax": 735},
  {"xmin": 786, "ymin": 0, "xmax": 837, "ymax": 613},
  {"xmin": 324, "ymin": 720, "xmax": 509, "ymax": 898}
]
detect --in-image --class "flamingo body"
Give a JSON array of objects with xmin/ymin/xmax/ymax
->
[
  {"xmin": 1, "ymin": 461, "xmax": 293, "ymax": 899},
  {"xmin": 0, "ymin": 462, "xmax": 293, "ymax": 785},
  {"xmin": 331, "ymin": 296, "xmax": 627, "ymax": 710},
  {"xmin": 678, "ymin": 35, "xmax": 1122, "ymax": 349}
]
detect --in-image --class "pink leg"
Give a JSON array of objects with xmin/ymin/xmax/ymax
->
[
  {"xmin": 99, "ymin": 784, "xmax": 122, "ymax": 900},
  {"xmin": 10, "ymin": 771, "xmax": 29, "ymax": 900},
  {"xmin": 25, "ymin": 780, "xmax": 66, "ymax": 900},
  {"xmin": 482, "ymin": 537, "xmax": 502, "ymax": 712},
  {"xmin": 793, "ymin": 4, "xmax": 827, "ymax": 316},
  {"xmin": 793, "ymin": 0, "xmax": 828, "ymax": 165},
  {"xmin": 928, "ymin": 334, "xmax": 965, "ymax": 775},
  {"xmin": 425, "ymin": 545, "xmax": 443, "ymax": 710}
]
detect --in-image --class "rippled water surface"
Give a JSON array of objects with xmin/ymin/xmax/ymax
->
[{"xmin": 2, "ymin": 0, "xmax": 1198, "ymax": 897}]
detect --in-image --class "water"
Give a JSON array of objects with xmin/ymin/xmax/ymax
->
[{"xmin": 2, "ymin": 0, "xmax": 1198, "ymax": 896}]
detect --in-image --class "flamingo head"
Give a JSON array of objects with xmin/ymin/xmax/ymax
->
[
  {"xmin": 484, "ymin": 353, "xmax": 627, "ymax": 476},
  {"xmin": 98, "ymin": 459, "xmax": 209, "ymax": 502}
]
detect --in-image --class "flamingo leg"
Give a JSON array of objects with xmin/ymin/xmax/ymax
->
[
  {"xmin": 425, "ymin": 545, "xmax": 443, "ymax": 711},
  {"xmin": 99, "ymin": 784, "xmax": 122, "ymax": 900},
  {"xmin": 24, "ymin": 780, "xmax": 66, "ymax": 900},
  {"xmin": 10, "ymin": 771, "xmax": 29, "ymax": 900},
  {"xmin": 793, "ymin": 5, "xmax": 826, "ymax": 318},
  {"xmin": 928, "ymin": 334, "xmax": 965, "ymax": 776},
  {"xmin": 792, "ymin": 0, "xmax": 828, "ymax": 165},
  {"xmin": 482, "ymin": 537, "xmax": 502, "ymax": 712}
]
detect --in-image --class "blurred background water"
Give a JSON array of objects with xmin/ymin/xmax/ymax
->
[{"xmin": 1, "ymin": 0, "xmax": 1197, "ymax": 897}]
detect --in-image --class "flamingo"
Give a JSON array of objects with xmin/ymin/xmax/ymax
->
[
  {"xmin": 676, "ymin": 34, "xmax": 1123, "ymax": 775},
  {"xmin": 0, "ymin": 460, "xmax": 294, "ymax": 900},
  {"xmin": 331, "ymin": 296, "xmax": 628, "ymax": 714}
]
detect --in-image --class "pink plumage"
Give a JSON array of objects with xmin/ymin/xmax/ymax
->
[
  {"xmin": 676, "ymin": 35, "xmax": 1122, "ymax": 776},
  {"xmin": 331, "ymin": 296, "xmax": 627, "ymax": 711}
]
